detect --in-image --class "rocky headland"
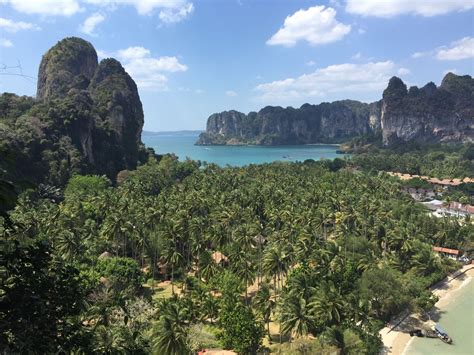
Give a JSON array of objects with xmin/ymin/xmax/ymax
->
[{"xmin": 196, "ymin": 73, "xmax": 473, "ymax": 146}]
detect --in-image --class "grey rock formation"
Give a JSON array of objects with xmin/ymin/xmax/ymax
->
[
  {"xmin": 381, "ymin": 74, "xmax": 474, "ymax": 145},
  {"xmin": 89, "ymin": 58, "xmax": 144, "ymax": 169},
  {"xmin": 197, "ymin": 73, "xmax": 473, "ymax": 146},
  {"xmin": 196, "ymin": 100, "xmax": 380, "ymax": 145},
  {"xmin": 37, "ymin": 37, "xmax": 98, "ymax": 100},
  {"xmin": 2, "ymin": 37, "xmax": 147, "ymax": 184}
]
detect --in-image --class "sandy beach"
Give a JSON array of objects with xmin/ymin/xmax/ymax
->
[{"xmin": 379, "ymin": 264, "xmax": 474, "ymax": 355}]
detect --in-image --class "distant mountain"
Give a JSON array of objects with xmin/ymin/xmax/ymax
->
[{"xmin": 196, "ymin": 73, "xmax": 473, "ymax": 146}]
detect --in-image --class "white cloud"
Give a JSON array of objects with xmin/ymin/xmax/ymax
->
[
  {"xmin": 0, "ymin": 17, "xmax": 41, "ymax": 32},
  {"xmin": 306, "ymin": 60, "xmax": 316, "ymax": 66},
  {"xmin": 267, "ymin": 5, "xmax": 351, "ymax": 47},
  {"xmin": 96, "ymin": 49, "xmax": 109, "ymax": 60},
  {"xmin": 412, "ymin": 51, "xmax": 430, "ymax": 58},
  {"xmin": 117, "ymin": 47, "xmax": 151, "ymax": 60},
  {"xmin": 159, "ymin": 2, "xmax": 194, "ymax": 24},
  {"xmin": 84, "ymin": 0, "xmax": 194, "ymax": 22},
  {"xmin": 412, "ymin": 37, "xmax": 474, "ymax": 61},
  {"xmin": 255, "ymin": 61, "xmax": 398, "ymax": 105},
  {"xmin": 346, "ymin": 0, "xmax": 474, "ymax": 17},
  {"xmin": 397, "ymin": 67, "xmax": 410, "ymax": 75},
  {"xmin": 351, "ymin": 52, "xmax": 362, "ymax": 60},
  {"xmin": 2, "ymin": 0, "xmax": 82, "ymax": 16},
  {"xmin": 3, "ymin": 0, "xmax": 194, "ymax": 22},
  {"xmin": 79, "ymin": 12, "xmax": 105, "ymax": 36},
  {"xmin": 226, "ymin": 90, "xmax": 238, "ymax": 97},
  {"xmin": 0, "ymin": 38, "xmax": 13, "ymax": 47},
  {"xmin": 435, "ymin": 37, "xmax": 474, "ymax": 61},
  {"xmin": 99, "ymin": 46, "xmax": 187, "ymax": 90}
]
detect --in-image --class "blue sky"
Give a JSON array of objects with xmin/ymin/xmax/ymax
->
[{"xmin": 1, "ymin": 0, "xmax": 473, "ymax": 131}]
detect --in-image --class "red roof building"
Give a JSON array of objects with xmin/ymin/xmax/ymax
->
[{"xmin": 433, "ymin": 246, "xmax": 460, "ymax": 255}]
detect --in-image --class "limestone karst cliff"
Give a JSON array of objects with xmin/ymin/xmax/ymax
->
[
  {"xmin": 0, "ymin": 37, "xmax": 148, "ymax": 186},
  {"xmin": 196, "ymin": 73, "xmax": 473, "ymax": 146},
  {"xmin": 197, "ymin": 100, "xmax": 381, "ymax": 145},
  {"xmin": 36, "ymin": 37, "xmax": 98, "ymax": 100},
  {"xmin": 381, "ymin": 74, "xmax": 473, "ymax": 145}
]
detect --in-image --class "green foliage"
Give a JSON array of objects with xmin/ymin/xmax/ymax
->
[
  {"xmin": 122, "ymin": 156, "xmax": 199, "ymax": 195},
  {"xmin": 64, "ymin": 174, "xmax": 110, "ymax": 202},
  {"xmin": 0, "ymin": 233, "xmax": 88, "ymax": 353},
  {"xmin": 95, "ymin": 257, "xmax": 142, "ymax": 294},
  {"xmin": 153, "ymin": 297, "xmax": 191, "ymax": 355},
  {"xmin": 217, "ymin": 304, "xmax": 264, "ymax": 354},
  {"xmin": 216, "ymin": 271, "xmax": 244, "ymax": 308},
  {"xmin": 0, "ymin": 93, "xmax": 34, "ymax": 123},
  {"xmin": 352, "ymin": 143, "xmax": 473, "ymax": 178},
  {"xmin": 1, "ymin": 156, "xmax": 471, "ymax": 354},
  {"xmin": 358, "ymin": 268, "xmax": 410, "ymax": 320},
  {"xmin": 402, "ymin": 177, "xmax": 432, "ymax": 189}
]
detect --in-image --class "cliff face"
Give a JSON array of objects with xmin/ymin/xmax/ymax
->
[
  {"xmin": 197, "ymin": 100, "xmax": 380, "ymax": 145},
  {"xmin": 197, "ymin": 73, "xmax": 473, "ymax": 146},
  {"xmin": 89, "ymin": 58, "xmax": 144, "ymax": 171},
  {"xmin": 1, "ymin": 37, "xmax": 146, "ymax": 185},
  {"xmin": 37, "ymin": 37, "xmax": 98, "ymax": 100},
  {"xmin": 381, "ymin": 74, "xmax": 474, "ymax": 145}
]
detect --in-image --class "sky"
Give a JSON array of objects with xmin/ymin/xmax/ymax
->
[{"xmin": 0, "ymin": 0, "xmax": 473, "ymax": 131}]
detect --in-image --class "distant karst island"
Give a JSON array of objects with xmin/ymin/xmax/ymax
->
[{"xmin": 196, "ymin": 73, "xmax": 474, "ymax": 147}]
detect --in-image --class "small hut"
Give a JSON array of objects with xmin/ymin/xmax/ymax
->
[{"xmin": 99, "ymin": 251, "xmax": 113, "ymax": 259}]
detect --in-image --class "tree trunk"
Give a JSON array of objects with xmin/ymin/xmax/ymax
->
[{"xmin": 171, "ymin": 263, "xmax": 175, "ymax": 295}]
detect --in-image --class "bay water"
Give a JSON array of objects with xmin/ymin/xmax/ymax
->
[
  {"xmin": 142, "ymin": 131, "xmax": 344, "ymax": 166},
  {"xmin": 405, "ymin": 279, "xmax": 473, "ymax": 354}
]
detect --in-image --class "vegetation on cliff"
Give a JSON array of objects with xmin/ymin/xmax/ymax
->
[
  {"xmin": 381, "ymin": 73, "xmax": 473, "ymax": 144},
  {"xmin": 196, "ymin": 100, "xmax": 378, "ymax": 146},
  {"xmin": 0, "ymin": 38, "xmax": 149, "ymax": 212},
  {"xmin": 351, "ymin": 143, "xmax": 474, "ymax": 179}
]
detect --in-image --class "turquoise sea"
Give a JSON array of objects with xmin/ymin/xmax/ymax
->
[
  {"xmin": 142, "ymin": 131, "xmax": 344, "ymax": 166},
  {"xmin": 405, "ymin": 278, "xmax": 474, "ymax": 355}
]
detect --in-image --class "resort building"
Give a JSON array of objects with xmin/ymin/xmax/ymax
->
[
  {"xmin": 386, "ymin": 172, "xmax": 473, "ymax": 188},
  {"xmin": 423, "ymin": 200, "xmax": 474, "ymax": 218},
  {"xmin": 401, "ymin": 187, "xmax": 437, "ymax": 201},
  {"xmin": 432, "ymin": 246, "xmax": 460, "ymax": 260}
]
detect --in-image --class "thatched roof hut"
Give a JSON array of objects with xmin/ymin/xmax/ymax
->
[{"xmin": 99, "ymin": 251, "xmax": 113, "ymax": 259}]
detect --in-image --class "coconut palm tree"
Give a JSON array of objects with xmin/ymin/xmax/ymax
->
[
  {"xmin": 309, "ymin": 282, "xmax": 346, "ymax": 328},
  {"xmin": 153, "ymin": 299, "xmax": 190, "ymax": 355},
  {"xmin": 253, "ymin": 282, "xmax": 274, "ymax": 339},
  {"xmin": 280, "ymin": 292, "xmax": 315, "ymax": 339}
]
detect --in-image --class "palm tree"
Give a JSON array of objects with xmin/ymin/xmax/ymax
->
[
  {"xmin": 263, "ymin": 244, "xmax": 288, "ymax": 293},
  {"xmin": 253, "ymin": 282, "xmax": 274, "ymax": 339},
  {"xmin": 410, "ymin": 246, "xmax": 442, "ymax": 276},
  {"xmin": 101, "ymin": 213, "xmax": 124, "ymax": 256},
  {"xmin": 280, "ymin": 292, "xmax": 315, "ymax": 339},
  {"xmin": 55, "ymin": 229, "xmax": 83, "ymax": 262},
  {"xmin": 320, "ymin": 326, "xmax": 365, "ymax": 355},
  {"xmin": 198, "ymin": 250, "xmax": 219, "ymax": 282},
  {"xmin": 309, "ymin": 282, "xmax": 346, "ymax": 328},
  {"xmin": 230, "ymin": 248, "xmax": 255, "ymax": 300},
  {"xmin": 153, "ymin": 299, "xmax": 190, "ymax": 355}
]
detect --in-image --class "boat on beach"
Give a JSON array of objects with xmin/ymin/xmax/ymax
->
[
  {"xmin": 408, "ymin": 323, "xmax": 453, "ymax": 344},
  {"xmin": 434, "ymin": 323, "xmax": 453, "ymax": 344}
]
